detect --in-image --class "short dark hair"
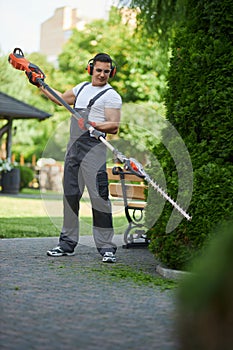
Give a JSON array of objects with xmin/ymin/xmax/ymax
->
[{"xmin": 93, "ymin": 53, "xmax": 112, "ymax": 67}]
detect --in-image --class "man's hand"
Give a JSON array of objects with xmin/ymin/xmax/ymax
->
[
  {"xmin": 25, "ymin": 63, "xmax": 45, "ymax": 87},
  {"xmin": 78, "ymin": 118, "xmax": 96, "ymax": 130}
]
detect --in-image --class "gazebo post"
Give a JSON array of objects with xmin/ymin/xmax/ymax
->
[
  {"xmin": 0, "ymin": 121, "xmax": 10, "ymax": 139},
  {"xmin": 6, "ymin": 119, "xmax": 12, "ymax": 162}
]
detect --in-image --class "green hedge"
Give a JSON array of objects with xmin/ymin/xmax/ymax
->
[{"xmin": 145, "ymin": 0, "xmax": 233, "ymax": 269}]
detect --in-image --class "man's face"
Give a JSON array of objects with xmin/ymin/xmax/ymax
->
[{"xmin": 92, "ymin": 61, "xmax": 111, "ymax": 86}]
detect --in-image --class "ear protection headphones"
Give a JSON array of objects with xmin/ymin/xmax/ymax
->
[{"xmin": 86, "ymin": 53, "xmax": 117, "ymax": 78}]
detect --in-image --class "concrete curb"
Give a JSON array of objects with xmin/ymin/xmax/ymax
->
[{"xmin": 156, "ymin": 264, "xmax": 191, "ymax": 280}]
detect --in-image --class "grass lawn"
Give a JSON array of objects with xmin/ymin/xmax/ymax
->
[{"xmin": 0, "ymin": 193, "xmax": 127, "ymax": 239}]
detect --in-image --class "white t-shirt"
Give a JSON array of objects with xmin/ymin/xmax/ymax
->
[{"xmin": 73, "ymin": 82, "xmax": 122, "ymax": 123}]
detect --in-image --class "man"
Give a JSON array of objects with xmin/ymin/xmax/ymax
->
[{"xmin": 34, "ymin": 53, "xmax": 122, "ymax": 263}]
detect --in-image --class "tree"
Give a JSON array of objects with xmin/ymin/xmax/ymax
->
[{"xmin": 118, "ymin": 0, "xmax": 187, "ymax": 44}]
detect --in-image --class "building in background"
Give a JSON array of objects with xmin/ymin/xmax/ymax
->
[
  {"xmin": 40, "ymin": 7, "xmax": 85, "ymax": 62},
  {"xmin": 39, "ymin": 3, "xmax": 136, "ymax": 63},
  {"xmin": 40, "ymin": 2, "xmax": 113, "ymax": 63}
]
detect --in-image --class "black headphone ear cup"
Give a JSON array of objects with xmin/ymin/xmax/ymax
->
[{"xmin": 110, "ymin": 66, "xmax": 116, "ymax": 78}]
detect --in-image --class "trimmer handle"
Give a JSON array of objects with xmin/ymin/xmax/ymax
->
[
  {"xmin": 12, "ymin": 48, "xmax": 24, "ymax": 58},
  {"xmin": 8, "ymin": 48, "xmax": 30, "ymax": 72}
]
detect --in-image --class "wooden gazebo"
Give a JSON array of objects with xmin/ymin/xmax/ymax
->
[{"xmin": 0, "ymin": 91, "xmax": 52, "ymax": 161}]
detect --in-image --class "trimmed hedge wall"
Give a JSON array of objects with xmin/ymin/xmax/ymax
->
[{"xmin": 146, "ymin": 0, "xmax": 233, "ymax": 269}]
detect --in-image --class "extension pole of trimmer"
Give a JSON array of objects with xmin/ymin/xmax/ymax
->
[
  {"xmin": 8, "ymin": 47, "xmax": 192, "ymax": 220},
  {"xmin": 39, "ymin": 80, "xmax": 81, "ymax": 120},
  {"xmin": 38, "ymin": 81, "xmax": 128, "ymax": 165},
  {"xmin": 38, "ymin": 79, "xmax": 108, "ymax": 141},
  {"xmin": 37, "ymin": 79, "xmax": 192, "ymax": 221}
]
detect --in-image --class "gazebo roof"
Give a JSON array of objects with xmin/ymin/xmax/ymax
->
[{"xmin": 0, "ymin": 91, "xmax": 52, "ymax": 120}]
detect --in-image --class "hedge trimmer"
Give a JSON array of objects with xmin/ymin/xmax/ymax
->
[{"xmin": 8, "ymin": 48, "xmax": 192, "ymax": 221}]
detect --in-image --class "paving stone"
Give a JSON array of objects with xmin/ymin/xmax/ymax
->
[{"xmin": 0, "ymin": 237, "xmax": 179, "ymax": 350}]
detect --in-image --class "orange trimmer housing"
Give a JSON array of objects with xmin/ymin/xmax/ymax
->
[{"xmin": 8, "ymin": 48, "xmax": 45, "ymax": 83}]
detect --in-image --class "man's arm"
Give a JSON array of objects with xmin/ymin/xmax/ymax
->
[
  {"xmin": 39, "ymin": 86, "xmax": 75, "ymax": 106},
  {"xmin": 93, "ymin": 108, "xmax": 121, "ymax": 134}
]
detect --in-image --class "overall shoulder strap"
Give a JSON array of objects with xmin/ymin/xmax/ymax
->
[
  {"xmin": 73, "ymin": 82, "xmax": 90, "ymax": 108},
  {"xmin": 87, "ymin": 88, "xmax": 113, "ymax": 108}
]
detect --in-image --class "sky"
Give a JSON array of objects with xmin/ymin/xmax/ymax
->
[{"xmin": 0, "ymin": 0, "xmax": 115, "ymax": 55}]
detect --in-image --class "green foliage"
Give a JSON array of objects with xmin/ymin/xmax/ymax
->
[
  {"xmin": 177, "ymin": 219, "xmax": 233, "ymax": 349},
  {"xmin": 124, "ymin": 0, "xmax": 187, "ymax": 44},
  {"xmin": 147, "ymin": 163, "xmax": 233, "ymax": 270},
  {"xmin": 145, "ymin": 0, "xmax": 233, "ymax": 269},
  {"xmin": 18, "ymin": 166, "xmax": 34, "ymax": 190},
  {"xmin": 113, "ymin": 102, "xmax": 167, "ymax": 163}
]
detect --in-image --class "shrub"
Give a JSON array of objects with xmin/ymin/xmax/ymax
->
[
  {"xmin": 18, "ymin": 166, "xmax": 34, "ymax": 190},
  {"xmin": 145, "ymin": 0, "xmax": 233, "ymax": 269},
  {"xmin": 146, "ymin": 156, "xmax": 233, "ymax": 269}
]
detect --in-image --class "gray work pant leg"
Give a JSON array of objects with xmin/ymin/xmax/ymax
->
[
  {"xmin": 80, "ymin": 140, "xmax": 117, "ymax": 255},
  {"xmin": 59, "ymin": 138, "xmax": 84, "ymax": 252},
  {"xmin": 59, "ymin": 135, "xmax": 116, "ymax": 255}
]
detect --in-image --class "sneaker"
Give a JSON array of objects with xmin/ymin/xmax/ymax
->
[
  {"xmin": 47, "ymin": 246, "xmax": 75, "ymax": 257},
  {"xmin": 102, "ymin": 252, "xmax": 116, "ymax": 263}
]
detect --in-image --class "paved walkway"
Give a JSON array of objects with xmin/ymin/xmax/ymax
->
[{"xmin": 1, "ymin": 236, "xmax": 179, "ymax": 350}]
